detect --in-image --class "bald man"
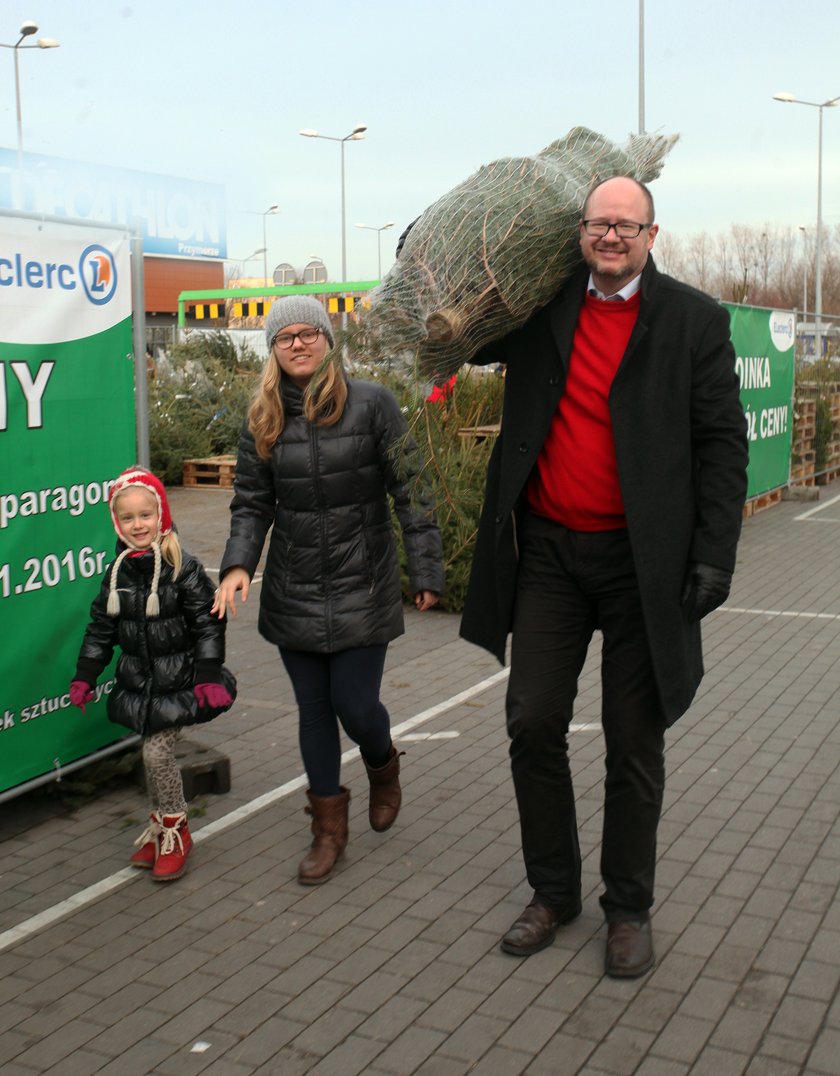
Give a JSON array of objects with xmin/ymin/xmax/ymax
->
[{"xmin": 461, "ymin": 177, "xmax": 748, "ymax": 977}]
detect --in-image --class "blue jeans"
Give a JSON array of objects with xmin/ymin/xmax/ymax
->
[{"xmin": 280, "ymin": 645, "xmax": 392, "ymax": 796}]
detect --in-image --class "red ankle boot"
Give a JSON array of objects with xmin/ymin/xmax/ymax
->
[
  {"xmin": 129, "ymin": 811, "xmax": 163, "ymax": 869},
  {"xmin": 151, "ymin": 813, "xmax": 192, "ymax": 882}
]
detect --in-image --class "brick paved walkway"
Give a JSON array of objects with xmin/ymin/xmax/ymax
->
[{"xmin": 1, "ymin": 484, "xmax": 839, "ymax": 1074}]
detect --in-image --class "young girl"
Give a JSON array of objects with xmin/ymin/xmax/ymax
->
[
  {"xmin": 70, "ymin": 467, "xmax": 235, "ymax": 881},
  {"xmin": 213, "ymin": 296, "xmax": 444, "ymax": 885}
]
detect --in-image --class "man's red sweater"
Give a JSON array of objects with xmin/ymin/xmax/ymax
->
[{"xmin": 527, "ymin": 289, "xmax": 641, "ymax": 530}]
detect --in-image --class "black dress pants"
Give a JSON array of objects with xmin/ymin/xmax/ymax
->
[{"xmin": 506, "ymin": 513, "xmax": 666, "ymax": 922}]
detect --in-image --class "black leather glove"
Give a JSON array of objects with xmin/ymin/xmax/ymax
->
[{"xmin": 681, "ymin": 562, "xmax": 732, "ymax": 622}]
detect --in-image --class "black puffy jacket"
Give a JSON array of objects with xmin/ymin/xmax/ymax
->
[
  {"xmin": 220, "ymin": 377, "xmax": 445, "ymax": 652},
  {"xmin": 75, "ymin": 548, "xmax": 233, "ymax": 735}
]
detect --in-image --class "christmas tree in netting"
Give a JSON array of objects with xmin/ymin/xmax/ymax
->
[{"xmin": 349, "ymin": 126, "xmax": 678, "ymax": 381}]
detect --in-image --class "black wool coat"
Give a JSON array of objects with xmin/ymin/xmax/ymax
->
[
  {"xmin": 76, "ymin": 549, "xmax": 232, "ymax": 735},
  {"xmin": 220, "ymin": 377, "xmax": 445, "ymax": 653},
  {"xmin": 460, "ymin": 258, "xmax": 749, "ymax": 725}
]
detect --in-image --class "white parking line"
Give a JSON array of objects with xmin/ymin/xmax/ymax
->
[
  {"xmin": 794, "ymin": 492, "xmax": 840, "ymax": 521},
  {"xmin": 402, "ymin": 732, "xmax": 461, "ymax": 740},
  {"xmin": 720, "ymin": 605, "xmax": 840, "ymax": 621},
  {"xmin": 0, "ymin": 667, "xmax": 510, "ymax": 954}
]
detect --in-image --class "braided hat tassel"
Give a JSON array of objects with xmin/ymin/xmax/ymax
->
[
  {"xmin": 105, "ymin": 542, "xmax": 163, "ymax": 618},
  {"xmin": 145, "ymin": 542, "xmax": 162, "ymax": 617},
  {"xmin": 106, "ymin": 548, "xmax": 129, "ymax": 616}
]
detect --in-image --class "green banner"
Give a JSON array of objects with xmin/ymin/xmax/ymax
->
[
  {"xmin": 1, "ymin": 221, "xmax": 136, "ymax": 794},
  {"xmin": 726, "ymin": 304, "xmax": 796, "ymax": 498}
]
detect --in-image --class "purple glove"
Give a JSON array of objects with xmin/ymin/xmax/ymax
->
[
  {"xmin": 194, "ymin": 683, "xmax": 233, "ymax": 709},
  {"xmin": 69, "ymin": 680, "xmax": 94, "ymax": 713}
]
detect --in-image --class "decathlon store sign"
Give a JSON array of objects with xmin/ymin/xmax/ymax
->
[
  {"xmin": 1, "ymin": 222, "xmax": 136, "ymax": 795},
  {"xmin": 0, "ymin": 147, "xmax": 226, "ymax": 259}
]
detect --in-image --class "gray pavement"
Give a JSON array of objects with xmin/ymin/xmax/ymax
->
[{"xmin": 2, "ymin": 482, "xmax": 840, "ymax": 1074}]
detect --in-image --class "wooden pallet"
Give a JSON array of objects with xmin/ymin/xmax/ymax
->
[
  {"xmin": 790, "ymin": 462, "xmax": 816, "ymax": 486},
  {"xmin": 816, "ymin": 466, "xmax": 840, "ymax": 486},
  {"xmin": 183, "ymin": 455, "xmax": 237, "ymax": 489},
  {"xmin": 743, "ymin": 489, "xmax": 783, "ymax": 518}
]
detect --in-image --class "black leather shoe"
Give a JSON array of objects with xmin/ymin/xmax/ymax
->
[
  {"xmin": 605, "ymin": 919, "xmax": 655, "ymax": 978},
  {"xmin": 500, "ymin": 898, "xmax": 582, "ymax": 957}
]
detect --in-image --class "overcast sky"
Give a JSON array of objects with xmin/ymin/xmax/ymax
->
[{"xmin": 2, "ymin": 0, "xmax": 839, "ymax": 280}]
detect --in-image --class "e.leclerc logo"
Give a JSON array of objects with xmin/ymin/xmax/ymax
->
[
  {"xmin": 79, "ymin": 244, "xmax": 118, "ymax": 306},
  {"xmin": 769, "ymin": 310, "xmax": 795, "ymax": 353}
]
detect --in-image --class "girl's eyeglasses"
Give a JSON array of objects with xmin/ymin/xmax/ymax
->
[{"xmin": 273, "ymin": 328, "xmax": 323, "ymax": 349}]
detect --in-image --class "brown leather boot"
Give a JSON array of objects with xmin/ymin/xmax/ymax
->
[
  {"xmin": 364, "ymin": 745, "xmax": 404, "ymax": 832},
  {"xmin": 298, "ymin": 787, "xmax": 350, "ymax": 885}
]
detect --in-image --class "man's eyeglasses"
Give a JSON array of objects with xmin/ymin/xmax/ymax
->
[
  {"xmin": 273, "ymin": 328, "xmax": 323, "ymax": 349},
  {"xmin": 581, "ymin": 220, "xmax": 652, "ymax": 239}
]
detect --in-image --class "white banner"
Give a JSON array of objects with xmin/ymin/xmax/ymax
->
[{"xmin": 1, "ymin": 231, "xmax": 131, "ymax": 345}]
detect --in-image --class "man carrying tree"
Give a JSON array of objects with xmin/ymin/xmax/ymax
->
[{"xmin": 461, "ymin": 176, "xmax": 748, "ymax": 977}]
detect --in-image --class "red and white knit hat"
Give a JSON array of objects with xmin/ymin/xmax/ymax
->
[{"xmin": 106, "ymin": 467, "xmax": 173, "ymax": 618}]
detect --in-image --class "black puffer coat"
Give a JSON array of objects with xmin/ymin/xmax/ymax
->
[
  {"xmin": 220, "ymin": 377, "xmax": 445, "ymax": 652},
  {"xmin": 75, "ymin": 549, "xmax": 234, "ymax": 735}
]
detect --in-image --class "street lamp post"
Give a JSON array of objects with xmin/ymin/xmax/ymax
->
[
  {"xmin": 773, "ymin": 91, "xmax": 840, "ymax": 360},
  {"xmin": 225, "ymin": 248, "xmax": 265, "ymax": 285},
  {"xmin": 638, "ymin": 0, "xmax": 645, "ymax": 134},
  {"xmin": 1, "ymin": 21, "xmax": 60, "ymax": 201},
  {"xmin": 262, "ymin": 205, "xmax": 279, "ymax": 286},
  {"xmin": 299, "ymin": 125, "xmax": 367, "ymax": 283},
  {"xmin": 235, "ymin": 246, "xmax": 266, "ymax": 269},
  {"xmin": 355, "ymin": 221, "xmax": 395, "ymax": 280},
  {"xmin": 799, "ymin": 226, "xmax": 808, "ymax": 323}
]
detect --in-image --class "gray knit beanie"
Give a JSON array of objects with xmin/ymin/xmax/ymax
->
[{"xmin": 265, "ymin": 296, "xmax": 335, "ymax": 349}]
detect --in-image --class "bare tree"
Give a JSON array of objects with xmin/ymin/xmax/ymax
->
[
  {"xmin": 714, "ymin": 232, "xmax": 733, "ymax": 302},
  {"xmin": 686, "ymin": 231, "xmax": 713, "ymax": 292},
  {"xmin": 769, "ymin": 227, "xmax": 799, "ymax": 310},
  {"xmin": 821, "ymin": 224, "xmax": 840, "ymax": 316},
  {"xmin": 616, "ymin": 219, "xmax": 839, "ymax": 341},
  {"xmin": 653, "ymin": 229, "xmax": 685, "ymax": 278},
  {"xmin": 730, "ymin": 224, "xmax": 761, "ymax": 304}
]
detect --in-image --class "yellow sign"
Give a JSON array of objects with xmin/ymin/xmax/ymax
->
[{"xmin": 327, "ymin": 296, "xmax": 356, "ymax": 314}]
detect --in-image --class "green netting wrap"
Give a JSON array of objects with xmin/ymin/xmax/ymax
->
[{"xmin": 352, "ymin": 126, "xmax": 678, "ymax": 381}]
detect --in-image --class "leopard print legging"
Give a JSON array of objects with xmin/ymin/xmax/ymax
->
[{"xmin": 143, "ymin": 729, "xmax": 187, "ymax": 815}]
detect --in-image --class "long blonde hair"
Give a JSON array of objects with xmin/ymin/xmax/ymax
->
[
  {"xmin": 160, "ymin": 531, "xmax": 183, "ymax": 579},
  {"xmin": 248, "ymin": 349, "xmax": 348, "ymax": 460}
]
